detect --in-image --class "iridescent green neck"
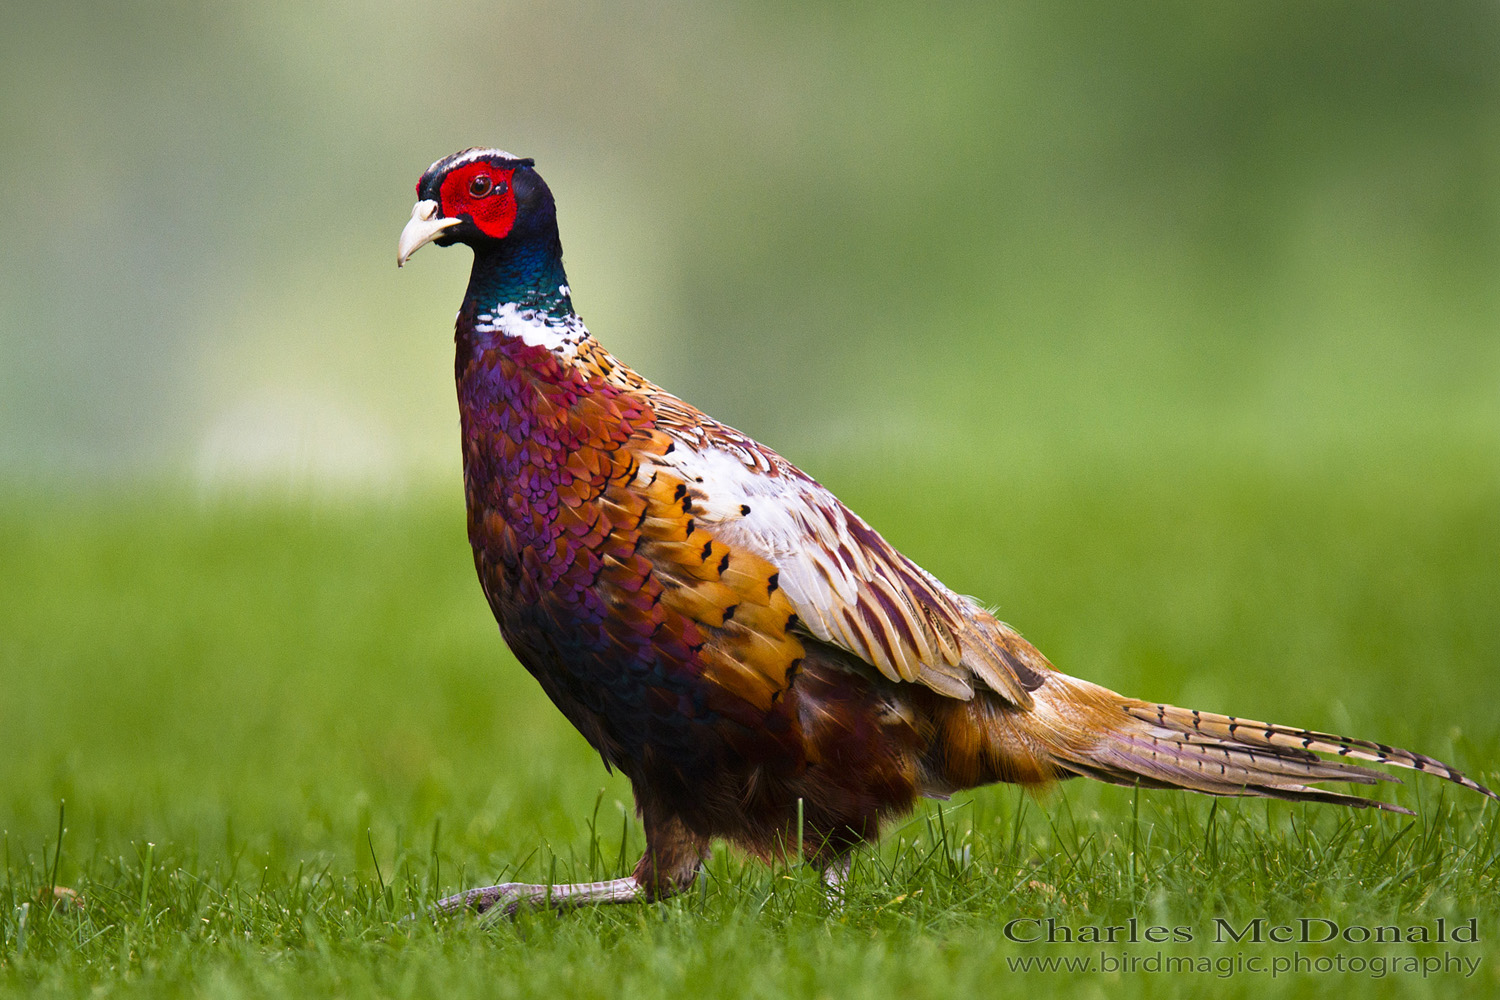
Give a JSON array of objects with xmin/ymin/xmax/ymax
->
[{"xmin": 465, "ymin": 229, "xmax": 573, "ymax": 319}]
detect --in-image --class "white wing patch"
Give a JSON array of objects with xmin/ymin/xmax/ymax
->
[{"xmin": 639, "ymin": 438, "xmax": 1041, "ymax": 705}]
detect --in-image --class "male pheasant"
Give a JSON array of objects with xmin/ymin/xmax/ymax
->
[{"xmin": 397, "ymin": 148, "xmax": 1495, "ymax": 914}]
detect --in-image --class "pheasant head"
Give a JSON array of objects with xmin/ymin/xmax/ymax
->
[
  {"xmin": 398, "ymin": 148, "xmax": 572, "ymax": 322},
  {"xmin": 398, "ymin": 148, "xmax": 549, "ymax": 259}
]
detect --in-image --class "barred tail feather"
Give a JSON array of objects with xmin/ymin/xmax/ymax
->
[{"xmin": 1033, "ymin": 675, "xmax": 1498, "ymax": 815}]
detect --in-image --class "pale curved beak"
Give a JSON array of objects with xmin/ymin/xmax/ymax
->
[{"xmin": 397, "ymin": 200, "xmax": 461, "ymax": 266}]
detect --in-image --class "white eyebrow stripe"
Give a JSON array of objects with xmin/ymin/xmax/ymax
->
[{"xmin": 428, "ymin": 148, "xmax": 525, "ymax": 174}]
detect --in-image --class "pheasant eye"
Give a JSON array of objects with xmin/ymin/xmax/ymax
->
[{"xmin": 468, "ymin": 175, "xmax": 493, "ymax": 197}]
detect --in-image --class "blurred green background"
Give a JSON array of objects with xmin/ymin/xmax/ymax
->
[
  {"xmin": 2, "ymin": 3, "xmax": 1499, "ymax": 995},
  {"xmin": 3, "ymin": 2, "xmax": 1497, "ymax": 482}
]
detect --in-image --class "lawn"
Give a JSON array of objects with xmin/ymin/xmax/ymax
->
[
  {"xmin": 1, "ymin": 440, "xmax": 1497, "ymax": 998},
  {"xmin": 3, "ymin": 1, "xmax": 1499, "ymax": 995}
]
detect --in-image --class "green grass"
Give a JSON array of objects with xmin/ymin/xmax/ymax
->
[{"xmin": 1, "ymin": 444, "xmax": 1497, "ymax": 997}]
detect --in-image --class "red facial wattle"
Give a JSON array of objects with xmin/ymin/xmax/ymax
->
[{"xmin": 437, "ymin": 162, "xmax": 518, "ymax": 240}]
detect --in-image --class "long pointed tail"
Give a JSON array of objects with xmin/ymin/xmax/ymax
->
[{"xmin": 1032, "ymin": 675, "xmax": 1498, "ymax": 816}]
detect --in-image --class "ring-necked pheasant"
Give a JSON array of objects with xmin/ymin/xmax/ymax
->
[{"xmin": 397, "ymin": 148, "xmax": 1496, "ymax": 915}]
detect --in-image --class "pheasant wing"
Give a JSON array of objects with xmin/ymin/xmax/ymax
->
[{"xmin": 633, "ymin": 417, "xmax": 1047, "ymax": 707}]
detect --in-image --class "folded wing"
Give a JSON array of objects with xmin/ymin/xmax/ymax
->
[{"xmin": 634, "ymin": 416, "xmax": 1048, "ymax": 707}]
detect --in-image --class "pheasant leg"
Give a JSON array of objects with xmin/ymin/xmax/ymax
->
[{"xmin": 435, "ymin": 807, "xmax": 708, "ymax": 917}]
